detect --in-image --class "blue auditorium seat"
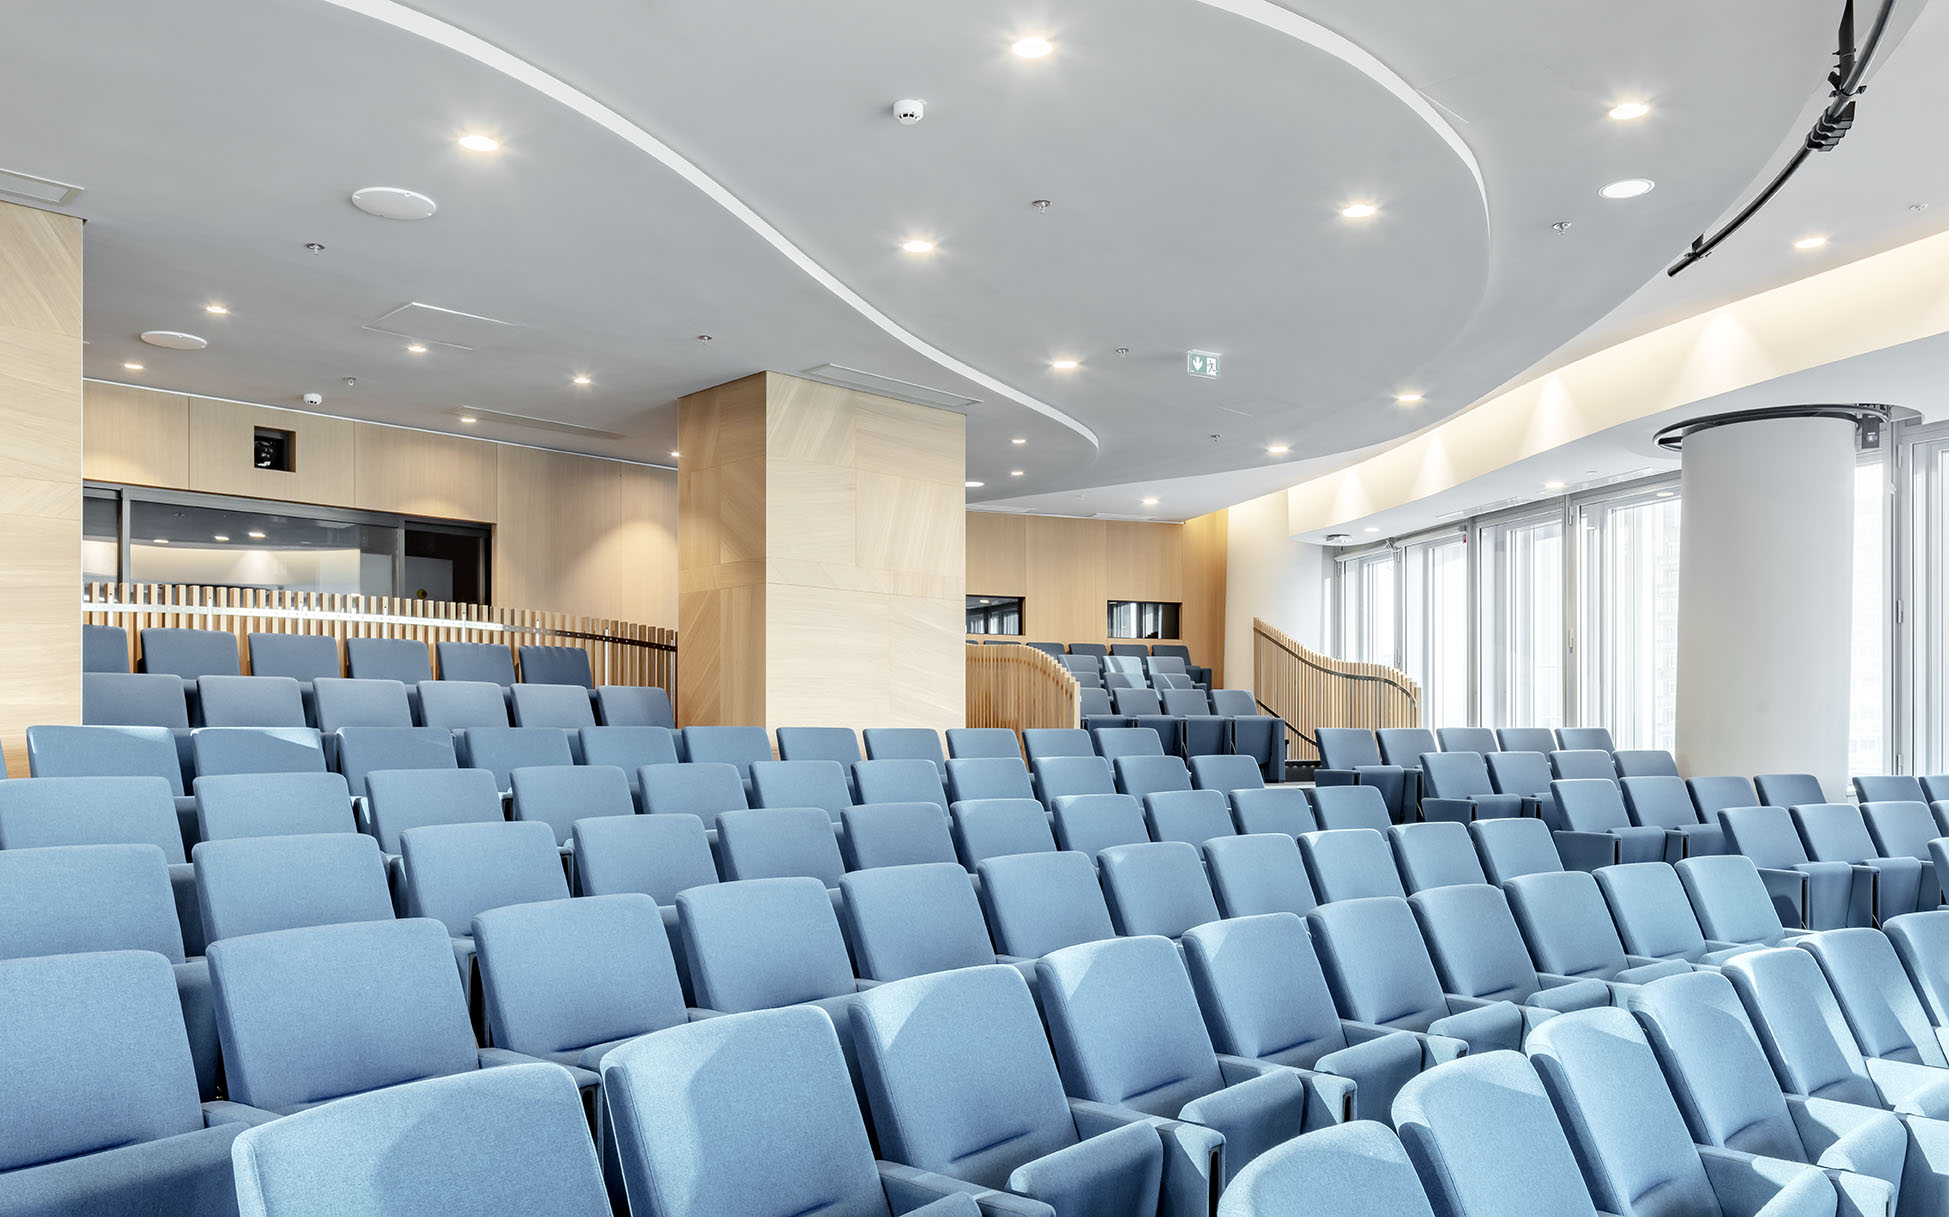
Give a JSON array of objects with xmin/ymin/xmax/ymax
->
[
  {"xmin": 1418, "ymin": 750, "xmax": 1526, "ymax": 823},
  {"xmin": 245, "ymin": 632, "xmax": 340, "ymax": 691},
  {"xmin": 510, "ymin": 763, "xmax": 633, "ymax": 846},
  {"xmin": 1485, "ymin": 751, "xmax": 1556, "ymax": 809},
  {"xmin": 1218, "ymin": 1122, "xmax": 1438, "ymax": 1217},
  {"xmin": 952, "ymin": 798, "xmax": 1057, "ymax": 868},
  {"xmin": 190, "ymin": 726, "xmax": 327, "ymax": 777},
  {"xmin": 1023, "ymin": 727, "xmax": 1093, "ymax": 765},
  {"xmin": 1035, "ymin": 754, "xmax": 1117, "ymax": 810},
  {"xmin": 1856, "ymin": 775, "xmax": 1929, "ymax": 805},
  {"xmin": 1050, "ymin": 792, "xmax": 1148, "ymax": 857},
  {"xmin": 399, "ymin": 821, "xmax": 569, "ymax": 959},
  {"xmin": 1298, "ymin": 828, "xmax": 1405, "ymax": 903},
  {"xmin": 1793, "ymin": 803, "xmax": 1927, "ymax": 921},
  {"xmin": 1689, "ymin": 775, "xmax": 1761, "ymax": 822},
  {"xmin": 435, "ymin": 641, "xmax": 516, "ymax": 687},
  {"xmin": 572, "ymin": 813, "xmax": 717, "ymax": 903},
  {"xmin": 516, "ymin": 644, "xmax": 594, "ymax": 689},
  {"xmin": 1098, "ymin": 841, "xmax": 1220, "ymax": 939},
  {"xmin": 82, "ymin": 671, "xmax": 191, "ymax": 730},
  {"xmin": 774, "ymin": 724, "xmax": 862, "ymax": 766},
  {"xmin": 1554, "ymin": 726, "xmax": 1617, "ymax": 752},
  {"xmin": 840, "ymin": 802, "xmax": 958, "ymax": 870},
  {"xmin": 718, "ymin": 807, "xmax": 847, "ymax": 887},
  {"xmin": 579, "ymin": 725, "xmax": 680, "ymax": 805},
  {"xmin": 1204, "ymin": 834, "xmax": 1317, "ymax": 918},
  {"xmin": 839, "ymin": 862, "xmax": 1005, "ymax": 983},
  {"xmin": 1502, "ymin": 870, "xmax": 1690, "ymax": 990},
  {"xmin": 313, "ymin": 677, "xmax": 415, "ymax": 734},
  {"xmin": 1408, "ymin": 884, "xmax": 1611, "ymax": 1025},
  {"xmin": 344, "ymin": 638, "xmax": 432, "ymax": 685},
  {"xmin": 82, "ymin": 621, "xmax": 130, "ymax": 673},
  {"xmin": 641, "ymin": 761, "xmax": 748, "ymax": 827},
  {"xmin": 594, "ymin": 684, "xmax": 675, "ymax": 728},
  {"xmin": 1496, "ymin": 727, "xmax": 1556, "ymax": 754},
  {"xmin": 1189, "ymin": 753, "xmax": 1265, "ymax": 795},
  {"xmin": 1467, "ymin": 816, "xmax": 1564, "ymax": 884},
  {"xmin": 1621, "ymin": 775, "xmax": 1727, "ymax": 859},
  {"xmin": 1143, "ymin": 789, "xmax": 1236, "ymax": 847},
  {"xmin": 194, "ymin": 771, "xmax": 353, "ymax": 839},
  {"xmin": 749, "ymin": 759, "xmax": 853, "ymax": 821},
  {"xmin": 1799, "ymin": 928, "xmax": 1949, "ymax": 1074},
  {"xmin": 863, "ymin": 727, "xmax": 948, "ymax": 775},
  {"xmin": 1757, "ymin": 772, "xmax": 1827, "ymax": 807},
  {"xmin": 1385, "ymin": 822, "xmax": 1483, "ymax": 893},
  {"xmin": 193, "ymin": 833, "xmax": 392, "ymax": 943},
  {"xmin": 1613, "ymin": 748, "xmax": 1679, "ymax": 778},
  {"xmin": 196, "ymin": 675, "xmax": 307, "ymax": 728},
  {"xmin": 454, "ymin": 726, "xmax": 574, "ymax": 792},
  {"xmin": 1434, "ymin": 727, "xmax": 1496, "ymax": 754},
  {"xmin": 416, "ymin": 679, "xmax": 510, "ymax": 728},
  {"xmin": 1307, "ymin": 896, "xmax": 1524, "ymax": 1054},
  {"xmin": 1718, "ymin": 805, "xmax": 1865, "ymax": 930},
  {"xmin": 1375, "ymin": 728, "xmax": 1438, "ymax": 769},
  {"xmin": 945, "ymin": 726, "xmax": 1022, "ymax": 759},
  {"xmin": 977, "ymin": 850, "xmax": 1116, "ymax": 960},
  {"xmin": 24, "ymin": 724, "xmax": 195, "ymax": 836},
  {"xmin": 1229, "ymin": 786, "xmax": 1315, "ymax": 837},
  {"xmin": 1675, "ymin": 854, "xmax": 1813, "ymax": 947},
  {"xmin": 1548, "ymin": 748, "xmax": 1617, "ymax": 781},
  {"xmin": 365, "ymin": 768, "xmax": 502, "ymax": 854},
  {"xmin": 1114, "ymin": 754, "xmax": 1193, "ymax": 800},
  {"xmin": 1308, "ymin": 784, "xmax": 1391, "ymax": 833},
  {"xmin": 855, "ymin": 758, "xmax": 949, "ymax": 813},
  {"xmin": 946, "ymin": 756, "xmax": 1036, "ymax": 804},
  {"xmin": 1548, "ymin": 777, "xmax": 1666, "ymax": 869},
  {"xmin": 1595, "ymin": 862, "xmax": 1759, "ymax": 966}
]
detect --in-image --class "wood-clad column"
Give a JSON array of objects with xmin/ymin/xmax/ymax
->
[
  {"xmin": 678, "ymin": 372, "xmax": 966, "ymax": 730},
  {"xmin": 0, "ymin": 201, "xmax": 84, "ymax": 773}
]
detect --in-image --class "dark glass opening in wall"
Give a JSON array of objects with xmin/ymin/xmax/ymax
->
[
  {"xmin": 128, "ymin": 500, "xmax": 398, "ymax": 596},
  {"xmin": 1107, "ymin": 600, "xmax": 1181, "ymax": 640},
  {"xmin": 966, "ymin": 595, "xmax": 1024, "ymax": 635},
  {"xmin": 406, "ymin": 528, "xmax": 487, "ymax": 603}
]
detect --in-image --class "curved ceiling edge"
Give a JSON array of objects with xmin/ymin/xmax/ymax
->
[
  {"xmin": 316, "ymin": 0, "xmax": 1101, "ymax": 450},
  {"xmin": 1190, "ymin": 0, "xmax": 1487, "ymax": 216}
]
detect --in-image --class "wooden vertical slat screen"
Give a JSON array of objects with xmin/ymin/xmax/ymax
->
[
  {"xmin": 1251, "ymin": 616, "xmax": 1420, "ymax": 763},
  {"xmin": 965, "ymin": 643, "xmax": 1081, "ymax": 743},
  {"xmin": 83, "ymin": 583, "xmax": 676, "ymax": 700}
]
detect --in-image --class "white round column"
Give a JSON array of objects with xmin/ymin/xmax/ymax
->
[{"xmin": 1674, "ymin": 412, "xmax": 1857, "ymax": 795}]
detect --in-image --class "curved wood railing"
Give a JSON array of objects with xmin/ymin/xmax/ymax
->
[
  {"xmin": 966, "ymin": 643, "xmax": 1080, "ymax": 737},
  {"xmin": 82, "ymin": 583, "xmax": 676, "ymax": 695},
  {"xmin": 1252, "ymin": 616, "xmax": 1419, "ymax": 763}
]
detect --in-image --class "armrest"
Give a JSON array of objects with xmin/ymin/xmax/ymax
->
[
  {"xmin": 1217, "ymin": 1053, "xmax": 1353, "ymax": 1125},
  {"xmin": 1429, "ymin": 1000, "xmax": 1524, "ymax": 1054},
  {"xmin": 1179, "ymin": 1067, "xmax": 1308, "ymax": 1181},
  {"xmin": 1754, "ymin": 867, "xmax": 1811, "ymax": 928},
  {"xmin": 1785, "ymin": 1094, "xmax": 1908, "ymax": 1188},
  {"xmin": 876, "ymin": 1163, "xmax": 1021, "ymax": 1217},
  {"xmin": 1696, "ymin": 1144, "xmax": 1838, "ymax": 1217},
  {"xmin": 1526, "ymin": 978, "xmax": 1612, "ymax": 1014},
  {"xmin": 1009, "ymin": 1121, "xmax": 1161, "ymax": 1217},
  {"xmin": 1342, "ymin": 1019, "xmax": 1466, "ymax": 1065},
  {"xmin": 1863, "ymin": 1056, "xmax": 1949, "ymax": 1119},
  {"xmin": 685, "ymin": 1007, "xmax": 731, "ymax": 1021},
  {"xmin": 1419, "ymin": 797, "xmax": 1476, "ymax": 825},
  {"xmin": 1313, "ymin": 768, "xmax": 1358, "ymax": 788},
  {"xmin": 203, "ymin": 1100, "xmax": 281, "ymax": 1128},
  {"xmin": 1553, "ymin": 830, "xmax": 1623, "ymax": 873},
  {"xmin": 477, "ymin": 1047, "xmax": 598, "ymax": 1092},
  {"xmin": 1314, "ymin": 1033, "xmax": 1423, "ymax": 1123},
  {"xmin": 1847, "ymin": 866, "xmax": 1880, "ymax": 928},
  {"xmin": 1067, "ymin": 1099, "xmax": 1221, "ymax": 1217}
]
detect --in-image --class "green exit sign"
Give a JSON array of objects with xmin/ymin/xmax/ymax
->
[{"xmin": 1186, "ymin": 350, "xmax": 1221, "ymax": 379}]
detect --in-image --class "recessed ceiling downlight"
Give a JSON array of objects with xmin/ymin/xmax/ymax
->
[
  {"xmin": 123, "ymin": 362, "xmax": 144, "ymax": 371},
  {"xmin": 1608, "ymin": 102, "xmax": 1650, "ymax": 121},
  {"xmin": 966, "ymin": 480, "xmax": 984, "ymax": 488},
  {"xmin": 140, "ymin": 331, "xmax": 208, "ymax": 350},
  {"xmin": 1340, "ymin": 202, "xmax": 1378, "ymax": 219},
  {"xmin": 1599, "ymin": 178, "xmax": 1655, "ymax": 200},
  {"xmin": 901, "ymin": 239, "xmax": 935, "ymax": 254},
  {"xmin": 1794, "ymin": 235, "xmax": 1829, "ymax": 250},
  {"xmin": 458, "ymin": 134, "xmax": 499, "ymax": 152},
  {"xmin": 1011, "ymin": 36, "xmax": 1053, "ymax": 58},
  {"xmin": 351, "ymin": 187, "xmax": 438, "ymax": 221}
]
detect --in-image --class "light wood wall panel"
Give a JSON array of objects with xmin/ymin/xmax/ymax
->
[
  {"xmin": 494, "ymin": 445, "xmax": 677, "ymax": 625},
  {"xmin": 82, "ymin": 382, "xmax": 189, "ymax": 487},
  {"xmin": 352, "ymin": 424, "xmax": 498, "ymax": 522},
  {"xmin": 0, "ymin": 202, "xmax": 83, "ymax": 773},
  {"xmin": 188, "ymin": 398, "xmax": 357, "ymax": 506},
  {"xmin": 967, "ymin": 511, "xmax": 1027, "ymax": 596},
  {"xmin": 1180, "ymin": 509, "xmax": 1228, "ymax": 687},
  {"xmin": 677, "ymin": 374, "xmax": 768, "ymax": 726}
]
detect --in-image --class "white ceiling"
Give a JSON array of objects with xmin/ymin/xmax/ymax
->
[{"xmin": 0, "ymin": 0, "xmax": 1871, "ymax": 509}]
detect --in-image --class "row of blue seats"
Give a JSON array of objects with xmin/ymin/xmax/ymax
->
[{"xmin": 84, "ymin": 623, "xmax": 600, "ymax": 688}]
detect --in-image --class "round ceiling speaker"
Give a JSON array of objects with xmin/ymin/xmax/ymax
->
[
  {"xmin": 140, "ymin": 331, "xmax": 208, "ymax": 350},
  {"xmin": 351, "ymin": 187, "xmax": 438, "ymax": 220}
]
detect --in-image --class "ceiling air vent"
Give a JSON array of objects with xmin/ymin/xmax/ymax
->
[
  {"xmin": 799, "ymin": 364, "xmax": 980, "ymax": 411},
  {"xmin": 449, "ymin": 408, "xmax": 623, "ymax": 441},
  {"xmin": 365, "ymin": 302, "xmax": 521, "ymax": 352},
  {"xmin": 0, "ymin": 167, "xmax": 83, "ymax": 207}
]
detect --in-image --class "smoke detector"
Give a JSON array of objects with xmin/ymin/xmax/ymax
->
[{"xmin": 893, "ymin": 99, "xmax": 925, "ymax": 125}]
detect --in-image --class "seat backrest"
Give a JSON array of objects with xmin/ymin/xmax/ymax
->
[
  {"xmin": 364, "ymin": 767, "xmax": 502, "ymax": 854},
  {"xmin": 1755, "ymin": 773, "xmax": 1826, "ymax": 807},
  {"xmin": 0, "ymin": 951, "xmax": 206, "ymax": 1173},
  {"xmin": 334, "ymin": 726, "xmax": 457, "ymax": 800},
  {"xmin": 417, "ymin": 680, "xmax": 511, "ymax": 729},
  {"xmin": 1619, "ymin": 775, "xmax": 1702, "ymax": 829},
  {"xmin": 1161, "ymin": 688, "xmax": 1211, "ymax": 717},
  {"xmin": 572, "ymin": 814, "xmax": 718, "ymax": 904},
  {"xmin": 1721, "ymin": 948, "xmax": 1880, "ymax": 1107},
  {"xmin": 140, "ymin": 627, "xmax": 240, "ymax": 679},
  {"xmin": 399, "ymin": 820, "xmax": 570, "ymax": 936},
  {"xmin": 1501, "ymin": 871, "xmax": 1631, "ymax": 980},
  {"xmin": 1524, "ymin": 1008, "xmax": 1720, "ymax": 1217},
  {"xmin": 862, "ymin": 727, "xmax": 946, "ymax": 774},
  {"xmin": 193, "ymin": 832, "xmax": 393, "ymax": 943},
  {"xmin": 1098, "ymin": 841, "xmax": 1220, "ymax": 938},
  {"xmin": 1389, "ymin": 822, "xmax": 1487, "ymax": 892},
  {"xmin": 1421, "ymin": 750, "xmax": 1499, "ymax": 801},
  {"xmin": 1621, "ymin": 971, "xmax": 1805, "ymax": 1162},
  {"xmin": 750, "ymin": 759, "xmax": 853, "ymax": 819},
  {"xmin": 0, "ymin": 843, "xmax": 185, "ymax": 963},
  {"xmin": 1549, "ymin": 778, "xmax": 1631, "ymax": 833},
  {"xmin": 1049, "ymin": 792, "xmax": 1149, "ymax": 856},
  {"xmin": 579, "ymin": 726, "xmax": 680, "ymax": 782},
  {"xmin": 516, "ymin": 645, "xmax": 594, "ymax": 689},
  {"xmin": 1300, "ymin": 828, "xmax": 1406, "ymax": 903},
  {"xmin": 1468, "ymin": 818, "xmax": 1563, "ymax": 884},
  {"xmin": 198, "ymin": 675, "xmax": 308, "ymax": 727},
  {"xmin": 1220, "ymin": 1122, "xmax": 1437, "ymax": 1217},
  {"xmin": 435, "ymin": 641, "xmax": 516, "ymax": 686},
  {"xmin": 1497, "ymin": 727, "xmax": 1557, "ymax": 755},
  {"xmin": 473, "ymin": 893, "xmax": 685, "ymax": 1057},
  {"xmin": 839, "ymin": 802, "xmax": 957, "ymax": 870},
  {"xmin": 976, "ymin": 850, "xmax": 1115, "ymax": 957},
  {"xmin": 344, "ymin": 638, "xmax": 433, "ymax": 685},
  {"xmin": 313, "ymin": 677, "xmax": 415, "ymax": 734},
  {"xmin": 1376, "ymin": 728, "xmax": 1439, "ymax": 768},
  {"xmin": 945, "ymin": 727, "xmax": 1022, "ymax": 760},
  {"xmin": 1114, "ymin": 754, "xmax": 1193, "ymax": 800},
  {"xmin": 1410, "ymin": 884, "xmax": 1543, "ymax": 1004},
  {"xmin": 232, "ymin": 1063, "xmax": 608, "ymax": 1217},
  {"xmin": 848, "ymin": 965, "xmax": 1079, "ymax": 1190},
  {"xmin": 1484, "ymin": 750, "xmax": 1552, "ymax": 798},
  {"xmin": 1554, "ymin": 727, "xmax": 1616, "ymax": 753},
  {"xmin": 1182, "ymin": 911, "xmax": 1347, "ymax": 1065},
  {"xmin": 718, "ymin": 807, "xmax": 848, "ymax": 887},
  {"xmin": 1594, "ymin": 863, "xmax": 1712, "ymax": 963},
  {"xmin": 1023, "ymin": 727, "xmax": 1093, "ymax": 763},
  {"xmin": 840, "ymin": 863, "xmax": 996, "ymax": 982},
  {"xmin": 946, "ymin": 756, "xmax": 1035, "ymax": 804},
  {"xmin": 1790, "ymin": 803, "xmax": 1878, "ymax": 864},
  {"xmin": 1887, "ymin": 910, "xmax": 1949, "ymax": 1027},
  {"xmin": 773, "ymin": 725, "xmax": 862, "ymax": 766},
  {"xmin": 1209, "ymin": 689, "xmax": 1258, "ymax": 716},
  {"xmin": 247, "ymin": 632, "xmax": 341, "ymax": 683},
  {"xmin": 1037, "ymin": 934, "xmax": 1223, "ymax": 1116},
  {"xmin": 1143, "ymin": 789, "xmax": 1236, "ymax": 847},
  {"xmin": 82, "ymin": 671, "xmax": 191, "ymax": 728},
  {"xmin": 1231, "ymin": 786, "xmax": 1317, "ymax": 837},
  {"xmin": 0, "ymin": 774, "xmax": 186, "ymax": 863},
  {"xmin": 1094, "ymin": 725, "xmax": 1165, "ymax": 761},
  {"xmin": 1305, "ymin": 897, "xmax": 1448, "ymax": 1031},
  {"xmin": 640, "ymin": 761, "xmax": 750, "ymax": 824},
  {"xmin": 1205, "ymin": 834, "xmax": 1318, "ymax": 918},
  {"xmin": 1112, "ymin": 687, "xmax": 1164, "ymax": 717},
  {"xmin": 600, "ymin": 1006, "xmax": 886, "ymax": 1217},
  {"xmin": 26, "ymin": 724, "xmax": 185, "ymax": 795},
  {"xmin": 853, "ymin": 758, "xmax": 947, "ymax": 813},
  {"xmin": 1861, "ymin": 800, "xmax": 1938, "ymax": 861},
  {"xmin": 1069, "ymin": 642, "xmax": 1108, "ymax": 659},
  {"xmin": 676, "ymin": 877, "xmax": 856, "ymax": 1011},
  {"xmin": 593, "ymin": 685, "xmax": 675, "ymax": 729},
  {"xmin": 195, "ymin": 770, "xmax": 351, "ymax": 840},
  {"xmin": 1688, "ymin": 776, "xmax": 1759, "ymax": 819},
  {"xmin": 1316, "ymin": 727, "xmax": 1382, "ymax": 769},
  {"xmin": 1612, "ymin": 749, "xmax": 1679, "ymax": 778},
  {"xmin": 1856, "ymin": 774, "xmax": 1929, "ymax": 804},
  {"xmin": 680, "ymin": 726, "xmax": 774, "ymax": 781},
  {"xmin": 952, "ymin": 798, "xmax": 1057, "ymax": 867},
  {"xmin": 1435, "ymin": 726, "xmax": 1497, "ymax": 754},
  {"xmin": 1799, "ymin": 928, "xmax": 1948, "ymax": 1068},
  {"xmin": 1309, "ymin": 784, "xmax": 1392, "ymax": 832},
  {"xmin": 1548, "ymin": 750, "xmax": 1616, "ymax": 782},
  {"xmin": 1189, "ymin": 754, "xmax": 1265, "ymax": 794},
  {"xmin": 1674, "ymin": 855, "xmax": 1790, "ymax": 946},
  {"xmin": 82, "ymin": 623, "xmax": 130, "ymax": 673},
  {"xmin": 1035, "ymin": 754, "xmax": 1117, "ymax": 803},
  {"xmin": 1394, "ymin": 1050, "xmax": 1601, "ymax": 1217},
  {"xmin": 208, "ymin": 917, "xmax": 478, "ymax": 1112},
  {"xmin": 509, "ymin": 764, "xmax": 633, "ymax": 845},
  {"xmin": 1717, "ymin": 805, "xmax": 1812, "ymax": 868},
  {"xmin": 1078, "ymin": 687, "xmax": 1114, "ymax": 715},
  {"xmin": 191, "ymin": 726, "xmax": 327, "ymax": 778}
]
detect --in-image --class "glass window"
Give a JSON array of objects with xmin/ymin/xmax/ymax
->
[
  {"xmin": 1107, "ymin": 601, "xmax": 1181, "ymax": 640},
  {"xmin": 1337, "ymin": 550, "xmax": 1397, "ymax": 667},
  {"xmin": 128, "ymin": 500, "xmax": 399, "ymax": 597},
  {"xmin": 83, "ymin": 492, "xmax": 120, "ymax": 583},
  {"xmin": 1578, "ymin": 487, "xmax": 1681, "ymax": 750},
  {"xmin": 1850, "ymin": 457, "xmax": 1887, "ymax": 776},
  {"xmin": 1401, "ymin": 535, "xmax": 1469, "ymax": 728},
  {"xmin": 966, "ymin": 595, "xmax": 1024, "ymax": 635},
  {"xmin": 1480, "ymin": 512, "xmax": 1564, "ymax": 729}
]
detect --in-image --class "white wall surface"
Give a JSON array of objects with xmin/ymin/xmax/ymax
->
[{"xmin": 1225, "ymin": 489, "xmax": 1326, "ymax": 693}]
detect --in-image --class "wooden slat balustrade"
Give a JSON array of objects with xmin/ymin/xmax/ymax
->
[
  {"xmin": 1251, "ymin": 616, "xmax": 1420, "ymax": 764},
  {"xmin": 965, "ymin": 643, "xmax": 1081, "ymax": 739}
]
